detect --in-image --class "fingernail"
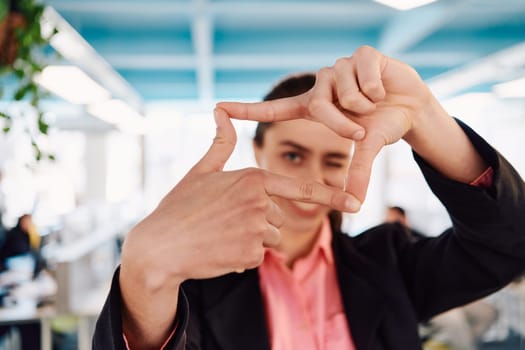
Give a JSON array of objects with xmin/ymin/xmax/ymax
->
[
  {"xmin": 213, "ymin": 109, "xmax": 223, "ymax": 131},
  {"xmin": 213, "ymin": 109, "xmax": 220, "ymax": 124},
  {"xmin": 345, "ymin": 196, "xmax": 361, "ymax": 212},
  {"xmin": 352, "ymin": 129, "xmax": 365, "ymax": 141}
]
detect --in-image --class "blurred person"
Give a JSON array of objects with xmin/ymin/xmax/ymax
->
[
  {"xmin": 422, "ymin": 300, "xmax": 498, "ymax": 350},
  {"xmin": 0, "ymin": 214, "xmax": 40, "ymax": 266},
  {"xmin": 93, "ymin": 46, "xmax": 525, "ymax": 350},
  {"xmin": 0, "ymin": 170, "xmax": 6, "ymax": 247},
  {"xmin": 385, "ymin": 205, "xmax": 409, "ymax": 226},
  {"xmin": 0, "ymin": 214, "xmax": 44, "ymax": 350},
  {"xmin": 476, "ymin": 276, "xmax": 525, "ymax": 349},
  {"xmin": 384, "ymin": 205, "xmax": 426, "ymax": 242}
]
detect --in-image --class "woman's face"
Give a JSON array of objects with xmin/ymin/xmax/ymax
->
[{"xmin": 254, "ymin": 119, "xmax": 353, "ymax": 233}]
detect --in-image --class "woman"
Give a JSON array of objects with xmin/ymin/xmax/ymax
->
[
  {"xmin": 94, "ymin": 46, "xmax": 525, "ymax": 350},
  {"xmin": 0, "ymin": 214, "xmax": 40, "ymax": 270}
]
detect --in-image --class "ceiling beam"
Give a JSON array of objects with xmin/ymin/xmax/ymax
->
[
  {"xmin": 428, "ymin": 41, "xmax": 525, "ymax": 99},
  {"xmin": 49, "ymin": 0, "xmax": 387, "ymax": 17},
  {"xmin": 378, "ymin": 1, "xmax": 460, "ymax": 54},
  {"xmin": 192, "ymin": 0, "xmax": 214, "ymax": 102},
  {"xmin": 104, "ymin": 51, "xmax": 478, "ymax": 70}
]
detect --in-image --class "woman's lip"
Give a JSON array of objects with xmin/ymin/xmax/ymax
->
[{"xmin": 288, "ymin": 201, "xmax": 322, "ymax": 217}]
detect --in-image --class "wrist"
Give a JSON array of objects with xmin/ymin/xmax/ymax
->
[
  {"xmin": 403, "ymin": 94, "xmax": 450, "ymax": 153},
  {"xmin": 121, "ymin": 217, "xmax": 186, "ymax": 294}
]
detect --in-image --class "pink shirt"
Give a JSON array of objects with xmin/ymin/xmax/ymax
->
[{"xmin": 258, "ymin": 218, "xmax": 356, "ymax": 350}]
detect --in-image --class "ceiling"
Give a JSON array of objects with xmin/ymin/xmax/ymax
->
[{"xmin": 42, "ymin": 0, "xmax": 525, "ymax": 103}]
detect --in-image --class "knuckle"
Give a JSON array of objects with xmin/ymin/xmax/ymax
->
[
  {"xmin": 316, "ymin": 66, "xmax": 332, "ymax": 79},
  {"xmin": 355, "ymin": 45, "xmax": 375, "ymax": 57},
  {"xmin": 274, "ymin": 212, "xmax": 285, "ymax": 229},
  {"xmin": 267, "ymin": 104, "xmax": 277, "ymax": 122},
  {"xmin": 360, "ymin": 81, "xmax": 382, "ymax": 96},
  {"xmin": 247, "ymin": 220, "xmax": 268, "ymax": 237},
  {"xmin": 257, "ymin": 198, "xmax": 270, "ymax": 211},
  {"xmin": 240, "ymin": 168, "xmax": 264, "ymax": 184},
  {"xmin": 268, "ymin": 226, "xmax": 281, "ymax": 245},
  {"xmin": 299, "ymin": 181, "xmax": 315, "ymax": 201},
  {"xmin": 334, "ymin": 58, "xmax": 348, "ymax": 69},
  {"xmin": 340, "ymin": 90, "xmax": 362, "ymax": 106},
  {"xmin": 308, "ymin": 98, "xmax": 326, "ymax": 116},
  {"xmin": 245, "ymin": 246, "xmax": 265, "ymax": 269},
  {"xmin": 250, "ymin": 203, "xmax": 269, "ymax": 219}
]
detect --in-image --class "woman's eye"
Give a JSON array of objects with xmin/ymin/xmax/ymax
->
[
  {"xmin": 283, "ymin": 152, "xmax": 302, "ymax": 164},
  {"xmin": 325, "ymin": 161, "xmax": 344, "ymax": 168}
]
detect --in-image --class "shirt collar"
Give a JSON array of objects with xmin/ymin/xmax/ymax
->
[
  {"xmin": 318, "ymin": 216, "xmax": 335, "ymax": 265},
  {"xmin": 264, "ymin": 216, "xmax": 334, "ymax": 265}
]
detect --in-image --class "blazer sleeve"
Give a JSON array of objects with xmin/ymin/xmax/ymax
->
[
  {"xmin": 398, "ymin": 119, "xmax": 525, "ymax": 321},
  {"xmin": 92, "ymin": 266, "xmax": 190, "ymax": 350}
]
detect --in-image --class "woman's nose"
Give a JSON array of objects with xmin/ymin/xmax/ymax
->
[{"xmin": 307, "ymin": 163, "xmax": 325, "ymax": 185}]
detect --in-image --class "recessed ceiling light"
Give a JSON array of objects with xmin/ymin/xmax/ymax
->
[{"xmin": 374, "ymin": 0, "xmax": 439, "ymax": 11}]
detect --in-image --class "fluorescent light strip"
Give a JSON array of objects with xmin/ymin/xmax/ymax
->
[
  {"xmin": 374, "ymin": 0, "xmax": 438, "ymax": 11},
  {"xmin": 34, "ymin": 66, "xmax": 111, "ymax": 105},
  {"xmin": 493, "ymin": 77, "xmax": 525, "ymax": 98},
  {"xmin": 88, "ymin": 99, "xmax": 147, "ymax": 134},
  {"xmin": 41, "ymin": 6, "xmax": 143, "ymax": 110}
]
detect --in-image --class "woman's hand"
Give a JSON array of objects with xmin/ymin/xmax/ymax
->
[{"xmin": 217, "ymin": 46, "xmax": 484, "ymax": 202}]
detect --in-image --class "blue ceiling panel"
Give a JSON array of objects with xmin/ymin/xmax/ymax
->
[
  {"xmin": 412, "ymin": 23, "xmax": 525, "ymax": 54},
  {"xmin": 79, "ymin": 27, "xmax": 194, "ymax": 56},
  {"xmin": 414, "ymin": 67, "xmax": 451, "ymax": 81},
  {"xmin": 118, "ymin": 70, "xmax": 198, "ymax": 100},
  {"xmin": 4, "ymin": 0, "xmax": 524, "ymax": 103},
  {"xmin": 215, "ymin": 69, "xmax": 302, "ymax": 100},
  {"xmin": 214, "ymin": 28, "xmax": 381, "ymax": 55},
  {"xmin": 456, "ymin": 82, "xmax": 497, "ymax": 96}
]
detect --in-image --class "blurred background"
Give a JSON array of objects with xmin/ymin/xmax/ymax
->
[{"xmin": 0, "ymin": 0, "xmax": 524, "ymax": 349}]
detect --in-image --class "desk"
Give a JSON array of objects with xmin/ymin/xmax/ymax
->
[{"xmin": 0, "ymin": 279, "xmax": 111, "ymax": 350}]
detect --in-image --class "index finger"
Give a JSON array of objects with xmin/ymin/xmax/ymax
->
[
  {"xmin": 263, "ymin": 172, "xmax": 361, "ymax": 213},
  {"xmin": 217, "ymin": 95, "xmax": 306, "ymax": 122}
]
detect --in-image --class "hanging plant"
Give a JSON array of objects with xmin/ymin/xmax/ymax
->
[{"xmin": 0, "ymin": 0, "xmax": 57, "ymax": 161}]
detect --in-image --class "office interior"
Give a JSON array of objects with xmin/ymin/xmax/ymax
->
[{"xmin": 0, "ymin": 0, "xmax": 524, "ymax": 349}]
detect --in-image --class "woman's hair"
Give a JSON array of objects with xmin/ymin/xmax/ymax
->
[
  {"xmin": 254, "ymin": 73, "xmax": 343, "ymax": 232},
  {"xmin": 253, "ymin": 73, "xmax": 316, "ymax": 147}
]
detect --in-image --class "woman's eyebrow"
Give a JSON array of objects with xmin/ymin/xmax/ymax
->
[
  {"xmin": 279, "ymin": 141, "xmax": 310, "ymax": 153},
  {"xmin": 279, "ymin": 141, "xmax": 348, "ymax": 159},
  {"xmin": 325, "ymin": 152, "xmax": 348, "ymax": 159}
]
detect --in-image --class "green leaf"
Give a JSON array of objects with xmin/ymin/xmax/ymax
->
[
  {"xmin": 2, "ymin": 127, "xmax": 10, "ymax": 134},
  {"xmin": 14, "ymin": 68, "xmax": 25, "ymax": 79},
  {"xmin": 48, "ymin": 154, "xmax": 55, "ymax": 161},
  {"xmin": 0, "ymin": 0, "xmax": 8, "ymax": 21},
  {"xmin": 0, "ymin": 111, "xmax": 10, "ymax": 119},
  {"xmin": 38, "ymin": 116, "xmax": 49, "ymax": 134},
  {"xmin": 31, "ymin": 140, "xmax": 43, "ymax": 162},
  {"xmin": 14, "ymin": 83, "xmax": 32, "ymax": 101},
  {"xmin": 30, "ymin": 83, "xmax": 39, "ymax": 106},
  {"xmin": 30, "ymin": 61, "xmax": 43, "ymax": 73}
]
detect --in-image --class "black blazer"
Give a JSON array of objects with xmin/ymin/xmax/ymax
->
[{"xmin": 93, "ymin": 121, "xmax": 525, "ymax": 350}]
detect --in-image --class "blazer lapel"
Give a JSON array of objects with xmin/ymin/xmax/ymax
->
[
  {"xmin": 203, "ymin": 269, "xmax": 270, "ymax": 350},
  {"xmin": 333, "ymin": 233, "xmax": 387, "ymax": 350}
]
